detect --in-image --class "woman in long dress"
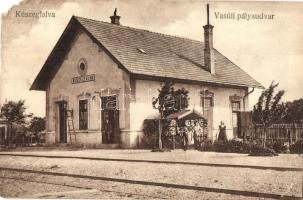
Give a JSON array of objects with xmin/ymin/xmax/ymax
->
[{"xmin": 218, "ymin": 121, "xmax": 227, "ymax": 143}]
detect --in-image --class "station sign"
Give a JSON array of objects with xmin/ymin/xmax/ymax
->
[{"xmin": 72, "ymin": 74, "xmax": 95, "ymax": 84}]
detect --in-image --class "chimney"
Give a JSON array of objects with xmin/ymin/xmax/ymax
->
[
  {"xmin": 203, "ymin": 4, "xmax": 215, "ymax": 74},
  {"xmin": 110, "ymin": 8, "xmax": 120, "ymax": 25}
]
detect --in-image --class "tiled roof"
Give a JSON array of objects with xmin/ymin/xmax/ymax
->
[
  {"xmin": 75, "ymin": 16, "xmax": 263, "ymax": 88},
  {"xmin": 30, "ymin": 16, "xmax": 263, "ymax": 90}
]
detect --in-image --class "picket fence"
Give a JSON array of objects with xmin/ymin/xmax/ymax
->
[{"xmin": 244, "ymin": 122, "xmax": 303, "ymax": 143}]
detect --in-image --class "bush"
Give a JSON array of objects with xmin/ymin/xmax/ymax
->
[
  {"xmin": 290, "ymin": 140, "xmax": 303, "ymax": 154},
  {"xmin": 199, "ymin": 140, "xmax": 251, "ymax": 154},
  {"xmin": 213, "ymin": 141, "xmax": 229, "ymax": 152},
  {"xmin": 162, "ymin": 135, "xmax": 185, "ymax": 149},
  {"xmin": 225, "ymin": 140, "xmax": 251, "ymax": 153},
  {"xmin": 249, "ymin": 144, "xmax": 278, "ymax": 156},
  {"xmin": 272, "ymin": 141, "xmax": 288, "ymax": 153},
  {"xmin": 140, "ymin": 134, "xmax": 157, "ymax": 148},
  {"xmin": 199, "ymin": 139, "xmax": 214, "ymax": 151},
  {"xmin": 198, "ymin": 139, "xmax": 279, "ymax": 156},
  {"xmin": 143, "ymin": 119, "xmax": 158, "ymax": 136}
]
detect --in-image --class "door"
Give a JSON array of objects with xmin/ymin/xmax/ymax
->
[
  {"xmin": 0, "ymin": 127, "xmax": 5, "ymax": 145},
  {"xmin": 232, "ymin": 112, "xmax": 241, "ymax": 138},
  {"xmin": 58, "ymin": 101, "xmax": 67, "ymax": 143},
  {"xmin": 101, "ymin": 96, "xmax": 119, "ymax": 144},
  {"xmin": 201, "ymin": 96, "xmax": 213, "ymax": 140}
]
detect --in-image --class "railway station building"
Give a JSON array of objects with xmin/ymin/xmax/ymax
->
[{"xmin": 30, "ymin": 8, "xmax": 263, "ymax": 148}]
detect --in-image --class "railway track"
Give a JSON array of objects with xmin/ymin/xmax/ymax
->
[
  {"xmin": 1, "ymin": 152, "xmax": 302, "ymax": 199},
  {"xmin": 0, "ymin": 153, "xmax": 302, "ymax": 172},
  {"xmin": 0, "ymin": 173, "xmax": 164, "ymax": 199},
  {"xmin": 0, "ymin": 167, "xmax": 301, "ymax": 200}
]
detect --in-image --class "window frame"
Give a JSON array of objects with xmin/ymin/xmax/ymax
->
[
  {"xmin": 202, "ymin": 96, "xmax": 214, "ymax": 111},
  {"xmin": 231, "ymin": 101, "xmax": 241, "ymax": 112},
  {"xmin": 200, "ymin": 90, "xmax": 214, "ymax": 112},
  {"xmin": 79, "ymin": 99, "xmax": 88, "ymax": 130}
]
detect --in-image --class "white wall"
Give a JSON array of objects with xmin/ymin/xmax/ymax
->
[
  {"xmin": 44, "ymin": 29, "xmax": 250, "ymax": 147},
  {"xmin": 46, "ymin": 31, "xmax": 130, "ymax": 145},
  {"xmin": 130, "ymin": 79, "xmax": 249, "ymax": 142}
]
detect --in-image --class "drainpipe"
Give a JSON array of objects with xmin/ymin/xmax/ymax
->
[
  {"xmin": 243, "ymin": 87, "xmax": 255, "ymax": 111},
  {"xmin": 242, "ymin": 87, "xmax": 255, "ymax": 142}
]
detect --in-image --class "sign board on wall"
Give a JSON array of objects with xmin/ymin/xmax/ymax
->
[{"xmin": 72, "ymin": 74, "xmax": 95, "ymax": 84}]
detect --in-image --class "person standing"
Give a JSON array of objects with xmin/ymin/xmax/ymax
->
[
  {"xmin": 182, "ymin": 127, "xmax": 189, "ymax": 151},
  {"xmin": 218, "ymin": 121, "xmax": 227, "ymax": 143},
  {"xmin": 193, "ymin": 121, "xmax": 202, "ymax": 149}
]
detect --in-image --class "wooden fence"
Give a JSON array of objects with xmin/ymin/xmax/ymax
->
[{"xmin": 243, "ymin": 122, "xmax": 303, "ymax": 143}]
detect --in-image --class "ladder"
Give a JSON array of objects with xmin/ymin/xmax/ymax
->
[{"xmin": 66, "ymin": 110, "xmax": 77, "ymax": 145}]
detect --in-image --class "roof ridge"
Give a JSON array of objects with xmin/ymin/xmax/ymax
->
[{"xmin": 73, "ymin": 15, "xmax": 203, "ymax": 44}]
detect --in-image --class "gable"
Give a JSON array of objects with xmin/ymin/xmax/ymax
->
[
  {"xmin": 49, "ymin": 30, "xmax": 125, "ymax": 98},
  {"xmin": 30, "ymin": 17, "xmax": 127, "ymax": 91}
]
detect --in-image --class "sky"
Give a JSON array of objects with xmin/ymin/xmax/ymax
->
[{"xmin": 1, "ymin": 0, "xmax": 303, "ymax": 117}]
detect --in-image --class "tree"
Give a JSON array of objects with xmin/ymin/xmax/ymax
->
[
  {"xmin": 252, "ymin": 81, "xmax": 285, "ymax": 146},
  {"xmin": 152, "ymin": 81, "xmax": 189, "ymax": 149},
  {"xmin": 283, "ymin": 99, "xmax": 303, "ymax": 123},
  {"xmin": 28, "ymin": 116, "xmax": 46, "ymax": 143},
  {"xmin": 0, "ymin": 100, "xmax": 32, "ymax": 146}
]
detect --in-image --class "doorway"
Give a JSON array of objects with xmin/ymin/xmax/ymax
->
[
  {"xmin": 202, "ymin": 97, "xmax": 213, "ymax": 139},
  {"xmin": 58, "ymin": 101, "xmax": 67, "ymax": 143},
  {"xmin": 232, "ymin": 112, "xmax": 241, "ymax": 138},
  {"xmin": 101, "ymin": 96, "xmax": 119, "ymax": 144},
  {"xmin": 0, "ymin": 127, "xmax": 5, "ymax": 145}
]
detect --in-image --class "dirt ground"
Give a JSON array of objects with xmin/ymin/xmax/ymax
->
[
  {"xmin": 1, "ymin": 171, "xmax": 273, "ymax": 199},
  {"xmin": 1, "ymin": 148, "xmax": 302, "ymax": 168},
  {"xmin": 0, "ymin": 149, "xmax": 302, "ymax": 199}
]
